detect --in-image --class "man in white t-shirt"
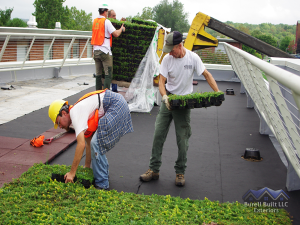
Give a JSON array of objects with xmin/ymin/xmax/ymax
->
[
  {"xmin": 91, "ymin": 3, "xmax": 125, "ymax": 90},
  {"xmin": 108, "ymin": 9, "xmax": 116, "ymax": 19},
  {"xmin": 48, "ymin": 90, "xmax": 133, "ymax": 190},
  {"xmin": 140, "ymin": 31, "xmax": 220, "ymax": 187},
  {"xmin": 108, "ymin": 9, "xmax": 126, "ymax": 21}
]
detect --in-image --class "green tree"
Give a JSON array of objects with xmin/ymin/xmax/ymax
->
[
  {"xmin": 237, "ymin": 24, "xmax": 250, "ymax": 35},
  {"xmin": 279, "ymin": 36, "xmax": 292, "ymax": 52},
  {"xmin": 134, "ymin": 7, "xmax": 154, "ymax": 20},
  {"xmin": 6, "ymin": 18, "xmax": 27, "ymax": 27},
  {"xmin": 287, "ymin": 40, "xmax": 296, "ymax": 54},
  {"xmin": 255, "ymin": 34, "xmax": 277, "ymax": 47},
  {"xmin": 251, "ymin": 30, "xmax": 262, "ymax": 37},
  {"xmin": 259, "ymin": 23, "xmax": 271, "ymax": 32},
  {"xmin": 0, "ymin": 8, "xmax": 13, "ymax": 26},
  {"xmin": 0, "ymin": 8, "xmax": 28, "ymax": 27},
  {"xmin": 241, "ymin": 34, "xmax": 277, "ymax": 59},
  {"xmin": 65, "ymin": 6, "xmax": 92, "ymax": 31},
  {"xmin": 125, "ymin": 15, "xmax": 133, "ymax": 22},
  {"xmin": 253, "ymin": 34, "xmax": 277, "ymax": 58},
  {"xmin": 206, "ymin": 21, "xmax": 295, "ymax": 48},
  {"xmin": 242, "ymin": 45, "xmax": 256, "ymax": 55},
  {"xmin": 33, "ymin": 0, "xmax": 69, "ymax": 29},
  {"xmin": 153, "ymin": 0, "xmax": 190, "ymax": 33}
]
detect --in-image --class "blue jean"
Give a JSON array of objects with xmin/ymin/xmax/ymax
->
[{"xmin": 91, "ymin": 132, "xmax": 109, "ymax": 189}]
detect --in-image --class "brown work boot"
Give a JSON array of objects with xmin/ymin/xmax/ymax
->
[
  {"xmin": 175, "ymin": 174, "xmax": 185, "ymax": 186},
  {"xmin": 140, "ymin": 169, "xmax": 159, "ymax": 181}
]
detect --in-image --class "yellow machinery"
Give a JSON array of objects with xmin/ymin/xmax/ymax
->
[
  {"xmin": 184, "ymin": 12, "xmax": 218, "ymax": 51},
  {"xmin": 153, "ymin": 29, "xmax": 166, "ymax": 86},
  {"xmin": 153, "ymin": 11, "xmax": 295, "ymax": 86}
]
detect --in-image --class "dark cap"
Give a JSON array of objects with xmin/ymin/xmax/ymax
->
[{"xmin": 162, "ymin": 31, "xmax": 183, "ymax": 53}]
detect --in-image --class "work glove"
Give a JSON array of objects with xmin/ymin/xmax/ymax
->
[{"xmin": 162, "ymin": 95, "xmax": 171, "ymax": 110}]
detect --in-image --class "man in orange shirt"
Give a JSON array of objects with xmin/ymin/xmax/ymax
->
[{"xmin": 92, "ymin": 3, "xmax": 125, "ymax": 90}]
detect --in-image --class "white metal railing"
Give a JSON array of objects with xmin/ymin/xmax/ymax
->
[
  {"xmin": 224, "ymin": 42, "xmax": 300, "ymax": 179},
  {"xmin": 0, "ymin": 31, "xmax": 94, "ymax": 72}
]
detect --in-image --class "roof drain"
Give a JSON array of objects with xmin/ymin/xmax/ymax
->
[{"xmin": 241, "ymin": 148, "xmax": 263, "ymax": 162}]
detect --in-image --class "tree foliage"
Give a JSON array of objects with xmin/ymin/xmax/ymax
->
[
  {"xmin": 134, "ymin": 7, "xmax": 154, "ymax": 20},
  {"xmin": 206, "ymin": 21, "xmax": 296, "ymax": 49},
  {"xmin": 152, "ymin": 0, "xmax": 189, "ymax": 33},
  {"xmin": 6, "ymin": 18, "xmax": 27, "ymax": 27},
  {"xmin": 279, "ymin": 36, "xmax": 292, "ymax": 52},
  {"xmin": 0, "ymin": 8, "xmax": 27, "ymax": 27},
  {"xmin": 33, "ymin": 1, "xmax": 92, "ymax": 31},
  {"xmin": 287, "ymin": 40, "xmax": 296, "ymax": 54},
  {"xmin": 33, "ymin": 0, "xmax": 69, "ymax": 29},
  {"xmin": 65, "ymin": 6, "xmax": 92, "ymax": 31},
  {"xmin": 0, "ymin": 8, "xmax": 13, "ymax": 26},
  {"xmin": 254, "ymin": 34, "xmax": 277, "ymax": 47},
  {"xmin": 243, "ymin": 34, "xmax": 277, "ymax": 58},
  {"xmin": 242, "ymin": 45, "xmax": 256, "ymax": 55}
]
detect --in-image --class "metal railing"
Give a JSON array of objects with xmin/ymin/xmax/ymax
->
[
  {"xmin": 0, "ymin": 28, "xmax": 94, "ymax": 72},
  {"xmin": 224, "ymin": 42, "xmax": 300, "ymax": 179},
  {"xmin": 0, "ymin": 27, "xmax": 236, "ymax": 75}
]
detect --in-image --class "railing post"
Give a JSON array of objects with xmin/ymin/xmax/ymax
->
[
  {"xmin": 0, "ymin": 35, "xmax": 11, "ymax": 62},
  {"xmin": 240, "ymin": 82, "xmax": 246, "ymax": 94},
  {"xmin": 21, "ymin": 36, "xmax": 36, "ymax": 69},
  {"xmin": 245, "ymin": 91, "xmax": 254, "ymax": 108},
  {"xmin": 42, "ymin": 37, "xmax": 56, "ymax": 68},
  {"xmin": 286, "ymin": 158, "xmax": 300, "ymax": 191},
  {"xmin": 60, "ymin": 37, "xmax": 76, "ymax": 71},
  {"xmin": 77, "ymin": 38, "xmax": 90, "ymax": 65},
  {"xmin": 292, "ymin": 91, "xmax": 300, "ymax": 115}
]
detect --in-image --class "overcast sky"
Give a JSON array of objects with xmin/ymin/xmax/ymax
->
[{"xmin": 2, "ymin": 0, "xmax": 299, "ymax": 25}]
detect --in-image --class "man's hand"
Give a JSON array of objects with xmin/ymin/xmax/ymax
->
[
  {"xmin": 162, "ymin": 95, "xmax": 171, "ymax": 110},
  {"xmin": 121, "ymin": 24, "xmax": 125, "ymax": 32},
  {"xmin": 64, "ymin": 172, "xmax": 75, "ymax": 183}
]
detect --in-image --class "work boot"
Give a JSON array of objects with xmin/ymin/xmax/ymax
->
[
  {"xmin": 140, "ymin": 169, "xmax": 159, "ymax": 182},
  {"xmin": 95, "ymin": 76, "xmax": 102, "ymax": 90},
  {"xmin": 95, "ymin": 185, "xmax": 110, "ymax": 191},
  {"xmin": 175, "ymin": 174, "xmax": 185, "ymax": 186}
]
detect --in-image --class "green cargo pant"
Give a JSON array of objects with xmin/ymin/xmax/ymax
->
[
  {"xmin": 149, "ymin": 101, "xmax": 192, "ymax": 174},
  {"xmin": 94, "ymin": 50, "xmax": 113, "ymax": 90}
]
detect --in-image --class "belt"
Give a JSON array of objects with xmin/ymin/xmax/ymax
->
[{"xmin": 166, "ymin": 89, "xmax": 172, "ymax": 95}]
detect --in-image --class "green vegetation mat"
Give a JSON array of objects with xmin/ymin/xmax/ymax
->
[
  {"xmin": 109, "ymin": 18, "xmax": 157, "ymax": 82},
  {"xmin": 0, "ymin": 163, "xmax": 291, "ymax": 224}
]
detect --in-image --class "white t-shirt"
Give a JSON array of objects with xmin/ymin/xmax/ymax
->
[
  {"xmin": 160, "ymin": 49, "xmax": 205, "ymax": 95},
  {"xmin": 70, "ymin": 93, "xmax": 105, "ymax": 137},
  {"xmin": 93, "ymin": 16, "xmax": 116, "ymax": 55}
]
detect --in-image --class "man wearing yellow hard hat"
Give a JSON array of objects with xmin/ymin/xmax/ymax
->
[{"xmin": 48, "ymin": 89, "xmax": 133, "ymax": 190}]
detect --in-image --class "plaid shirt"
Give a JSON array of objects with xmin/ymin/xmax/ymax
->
[{"xmin": 97, "ymin": 90, "xmax": 134, "ymax": 154}]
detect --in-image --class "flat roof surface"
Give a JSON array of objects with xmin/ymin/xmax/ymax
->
[{"xmin": 0, "ymin": 79, "xmax": 299, "ymax": 224}]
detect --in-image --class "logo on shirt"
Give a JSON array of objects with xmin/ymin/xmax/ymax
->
[{"xmin": 184, "ymin": 65, "xmax": 193, "ymax": 69}]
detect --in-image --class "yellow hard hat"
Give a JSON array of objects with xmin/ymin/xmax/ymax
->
[{"xmin": 48, "ymin": 99, "xmax": 68, "ymax": 129}]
